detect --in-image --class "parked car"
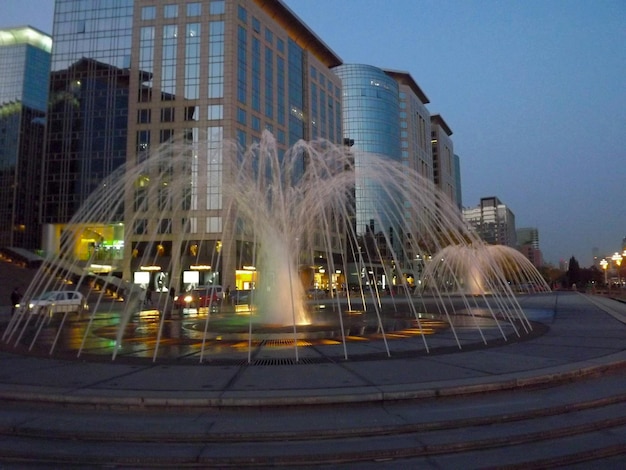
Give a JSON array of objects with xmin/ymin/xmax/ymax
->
[
  {"xmin": 21, "ymin": 291, "xmax": 89, "ymax": 315},
  {"xmin": 306, "ymin": 288, "xmax": 326, "ymax": 299},
  {"xmin": 231, "ymin": 289, "xmax": 253, "ymax": 304},
  {"xmin": 174, "ymin": 285, "xmax": 223, "ymax": 309}
]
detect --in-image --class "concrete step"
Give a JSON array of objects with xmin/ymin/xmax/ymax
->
[{"xmin": 0, "ymin": 371, "xmax": 624, "ymax": 467}]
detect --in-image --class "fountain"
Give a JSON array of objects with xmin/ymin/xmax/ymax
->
[
  {"xmin": 2, "ymin": 131, "xmax": 548, "ymax": 363},
  {"xmin": 422, "ymin": 244, "xmax": 550, "ymax": 296}
]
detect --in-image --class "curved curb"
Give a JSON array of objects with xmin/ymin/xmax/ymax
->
[{"xmin": 1, "ymin": 353, "xmax": 624, "ymax": 409}]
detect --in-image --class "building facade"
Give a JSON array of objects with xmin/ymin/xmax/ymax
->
[
  {"xmin": 430, "ymin": 114, "xmax": 459, "ymax": 207},
  {"xmin": 43, "ymin": 0, "xmax": 345, "ymax": 292},
  {"xmin": 463, "ymin": 196, "xmax": 517, "ymax": 247},
  {"xmin": 331, "ymin": 64, "xmax": 401, "ymax": 242},
  {"xmin": 0, "ymin": 26, "xmax": 51, "ymax": 249},
  {"xmin": 517, "ymin": 227, "xmax": 543, "ymax": 268}
]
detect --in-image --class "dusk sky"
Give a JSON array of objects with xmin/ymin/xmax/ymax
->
[{"xmin": 2, "ymin": 0, "xmax": 624, "ymax": 267}]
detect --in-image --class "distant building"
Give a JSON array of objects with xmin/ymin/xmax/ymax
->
[
  {"xmin": 0, "ymin": 26, "xmax": 51, "ymax": 249},
  {"xmin": 516, "ymin": 227, "xmax": 543, "ymax": 268},
  {"xmin": 517, "ymin": 227, "xmax": 539, "ymax": 249},
  {"xmin": 463, "ymin": 196, "xmax": 517, "ymax": 247}
]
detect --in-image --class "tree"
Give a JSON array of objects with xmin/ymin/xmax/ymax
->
[{"xmin": 567, "ymin": 256, "xmax": 581, "ymax": 288}]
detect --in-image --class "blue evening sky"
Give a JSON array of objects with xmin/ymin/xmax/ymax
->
[{"xmin": 2, "ymin": 0, "xmax": 624, "ymax": 267}]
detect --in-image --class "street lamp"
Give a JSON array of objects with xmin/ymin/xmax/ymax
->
[
  {"xmin": 612, "ymin": 252, "xmax": 623, "ymax": 287},
  {"xmin": 600, "ymin": 258, "xmax": 608, "ymax": 286}
]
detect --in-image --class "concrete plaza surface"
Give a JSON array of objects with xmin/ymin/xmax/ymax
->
[
  {"xmin": 0, "ymin": 285, "xmax": 624, "ymax": 407},
  {"xmin": 0, "ymin": 260, "xmax": 625, "ymax": 467}
]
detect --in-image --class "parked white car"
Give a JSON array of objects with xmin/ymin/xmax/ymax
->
[{"xmin": 22, "ymin": 291, "xmax": 89, "ymax": 315}]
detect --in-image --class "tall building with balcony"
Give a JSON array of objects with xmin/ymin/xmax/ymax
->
[
  {"xmin": 463, "ymin": 196, "xmax": 517, "ymax": 247},
  {"xmin": 43, "ymin": 0, "xmax": 344, "ymax": 291},
  {"xmin": 0, "ymin": 26, "xmax": 51, "ymax": 249}
]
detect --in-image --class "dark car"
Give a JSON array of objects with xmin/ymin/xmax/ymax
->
[
  {"xmin": 231, "ymin": 289, "xmax": 253, "ymax": 304},
  {"xmin": 173, "ymin": 285, "xmax": 223, "ymax": 309}
]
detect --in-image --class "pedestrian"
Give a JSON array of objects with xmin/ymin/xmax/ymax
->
[
  {"xmin": 168, "ymin": 287, "xmax": 177, "ymax": 316},
  {"xmin": 10, "ymin": 287, "xmax": 21, "ymax": 316},
  {"xmin": 144, "ymin": 286, "xmax": 153, "ymax": 307}
]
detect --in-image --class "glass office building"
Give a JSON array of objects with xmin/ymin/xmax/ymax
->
[
  {"xmin": 332, "ymin": 64, "xmax": 401, "ymax": 241},
  {"xmin": 0, "ymin": 26, "xmax": 51, "ymax": 248}
]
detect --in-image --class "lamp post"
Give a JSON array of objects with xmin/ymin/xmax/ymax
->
[
  {"xmin": 600, "ymin": 258, "xmax": 608, "ymax": 287},
  {"xmin": 612, "ymin": 252, "xmax": 623, "ymax": 288}
]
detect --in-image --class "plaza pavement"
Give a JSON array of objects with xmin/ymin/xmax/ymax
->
[
  {"xmin": 0, "ymin": 285, "xmax": 624, "ymax": 408},
  {"xmin": 0, "ymin": 260, "xmax": 625, "ymax": 466}
]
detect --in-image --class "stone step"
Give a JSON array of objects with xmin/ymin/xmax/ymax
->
[{"xmin": 0, "ymin": 374, "xmax": 624, "ymax": 467}]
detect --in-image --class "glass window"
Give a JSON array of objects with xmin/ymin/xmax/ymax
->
[
  {"xmin": 252, "ymin": 17, "xmax": 260, "ymax": 33},
  {"xmin": 186, "ymin": 2, "xmax": 201, "ymax": 16},
  {"xmin": 236, "ymin": 129, "xmax": 246, "ymax": 148},
  {"xmin": 136, "ymin": 130, "xmax": 150, "ymax": 159},
  {"xmin": 160, "ymin": 129, "xmax": 174, "ymax": 143},
  {"xmin": 206, "ymin": 217, "xmax": 222, "ymax": 233},
  {"xmin": 208, "ymin": 104, "xmax": 223, "ymax": 120},
  {"xmin": 237, "ymin": 108, "xmax": 246, "ymax": 125},
  {"xmin": 210, "ymin": 1, "xmax": 225, "ymax": 15},
  {"xmin": 134, "ymin": 219, "xmax": 147, "ymax": 235},
  {"xmin": 159, "ymin": 219, "xmax": 172, "ymax": 234},
  {"xmin": 160, "ymin": 107, "xmax": 175, "ymax": 122},
  {"xmin": 141, "ymin": 6, "xmax": 156, "ymax": 20},
  {"xmin": 237, "ymin": 5, "xmax": 247, "ymax": 22},
  {"xmin": 185, "ymin": 106, "xmax": 199, "ymax": 121},
  {"xmin": 163, "ymin": 24, "xmax": 177, "ymax": 40},
  {"xmin": 164, "ymin": 4, "xmax": 178, "ymax": 18},
  {"xmin": 137, "ymin": 109, "xmax": 151, "ymax": 124},
  {"xmin": 252, "ymin": 115, "xmax": 260, "ymax": 131}
]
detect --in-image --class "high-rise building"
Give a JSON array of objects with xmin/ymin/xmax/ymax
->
[
  {"xmin": 43, "ymin": 0, "xmax": 344, "ymax": 291},
  {"xmin": 430, "ymin": 114, "xmax": 459, "ymax": 207},
  {"xmin": 0, "ymin": 26, "xmax": 51, "ymax": 249},
  {"xmin": 382, "ymin": 69, "xmax": 433, "ymax": 182},
  {"xmin": 517, "ymin": 227, "xmax": 539, "ymax": 249},
  {"xmin": 463, "ymin": 196, "xmax": 517, "ymax": 247},
  {"xmin": 331, "ymin": 64, "xmax": 401, "ymax": 245},
  {"xmin": 331, "ymin": 65, "xmax": 438, "ymax": 272},
  {"xmin": 41, "ymin": 1, "xmax": 134, "ymax": 261},
  {"xmin": 517, "ymin": 227, "xmax": 543, "ymax": 268},
  {"xmin": 453, "ymin": 153, "xmax": 462, "ymax": 209}
]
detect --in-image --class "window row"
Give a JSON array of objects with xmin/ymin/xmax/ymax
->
[
  {"xmin": 136, "ymin": 105, "xmax": 223, "ymax": 124},
  {"xmin": 141, "ymin": 1, "xmax": 224, "ymax": 21}
]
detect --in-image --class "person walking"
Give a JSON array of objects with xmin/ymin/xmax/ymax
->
[{"xmin": 10, "ymin": 287, "xmax": 22, "ymax": 316}]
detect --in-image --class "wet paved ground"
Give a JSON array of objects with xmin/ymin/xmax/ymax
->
[
  {"xmin": 2, "ymin": 292, "xmax": 537, "ymax": 365},
  {"xmin": 0, "ymin": 291, "xmax": 624, "ymax": 408},
  {"xmin": 0, "ymin": 271, "xmax": 625, "ymax": 467}
]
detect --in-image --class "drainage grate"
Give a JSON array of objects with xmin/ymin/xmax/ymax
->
[
  {"xmin": 264, "ymin": 339, "xmax": 313, "ymax": 348},
  {"xmin": 252, "ymin": 357, "xmax": 317, "ymax": 366}
]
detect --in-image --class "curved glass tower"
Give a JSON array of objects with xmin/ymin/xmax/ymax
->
[{"xmin": 332, "ymin": 64, "xmax": 401, "ymax": 254}]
